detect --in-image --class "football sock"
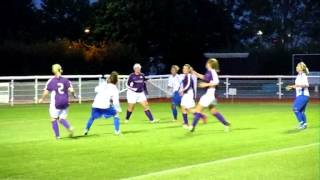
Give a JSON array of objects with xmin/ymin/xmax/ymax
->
[
  {"xmin": 192, "ymin": 113, "xmax": 202, "ymax": 127},
  {"xmin": 114, "ymin": 116, "xmax": 120, "ymax": 131},
  {"xmin": 213, "ymin": 112, "xmax": 230, "ymax": 126},
  {"xmin": 144, "ymin": 110, "xmax": 154, "ymax": 121},
  {"xmin": 126, "ymin": 110, "xmax": 132, "ymax": 120},
  {"xmin": 172, "ymin": 105, "xmax": 178, "ymax": 120},
  {"xmin": 85, "ymin": 116, "xmax": 95, "ymax": 130},
  {"xmin": 301, "ymin": 112, "xmax": 307, "ymax": 124},
  {"xmin": 294, "ymin": 111, "xmax": 304, "ymax": 124},
  {"xmin": 183, "ymin": 113, "xmax": 188, "ymax": 125},
  {"xmin": 59, "ymin": 119, "xmax": 71, "ymax": 129},
  {"xmin": 51, "ymin": 120, "xmax": 60, "ymax": 138}
]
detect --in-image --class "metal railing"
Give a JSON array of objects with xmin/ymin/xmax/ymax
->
[{"xmin": 0, "ymin": 75, "xmax": 319, "ymax": 106}]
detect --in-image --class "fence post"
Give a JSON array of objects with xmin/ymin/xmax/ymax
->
[
  {"xmin": 34, "ymin": 78, "xmax": 38, "ymax": 104},
  {"xmin": 10, "ymin": 80, "xmax": 14, "ymax": 106},
  {"xmin": 277, "ymin": 77, "xmax": 283, "ymax": 99},
  {"xmin": 78, "ymin": 77, "xmax": 82, "ymax": 104},
  {"xmin": 225, "ymin": 77, "xmax": 229, "ymax": 99}
]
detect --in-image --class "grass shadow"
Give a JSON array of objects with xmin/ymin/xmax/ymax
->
[{"xmin": 122, "ymin": 129, "xmax": 149, "ymax": 134}]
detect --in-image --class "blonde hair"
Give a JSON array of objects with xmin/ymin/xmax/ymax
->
[
  {"xmin": 183, "ymin": 64, "xmax": 192, "ymax": 74},
  {"xmin": 298, "ymin": 62, "xmax": 309, "ymax": 74},
  {"xmin": 171, "ymin": 65, "xmax": 180, "ymax": 72},
  {"xmin": 207, "ymin": 58, "xmax": 220, "ymax": 72},
  {"xmin": 52, "ymin": 64, "xmax": 62, "ymax": 75}
]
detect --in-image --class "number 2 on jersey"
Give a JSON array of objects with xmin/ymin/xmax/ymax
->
[{"xmin": 57, "ymin": 83, "xmax": 64, "ymax": 94}]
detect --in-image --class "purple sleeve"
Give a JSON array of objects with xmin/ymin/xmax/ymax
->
[
  {"xmin": 45, "ymin": 79, "xmax": 54, "ymax": 91},
  {"xmin": 65, "ymin": 79, "xmax": 71, "ymax": 89},
  {"xmin": 127, "ymin": 74, "xmax": 133, "ymax": 87}
]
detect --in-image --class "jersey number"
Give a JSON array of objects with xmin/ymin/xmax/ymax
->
[{"xmin": 57, "ymin": 83, "xmax": 64, "ymax": 94}]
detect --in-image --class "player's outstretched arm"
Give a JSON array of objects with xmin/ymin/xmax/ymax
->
[
  {"xmin": 38, "ymin": 90, "xmax": 49, "ymax": 103},
  {"xmin": 192, "ymin": 70, "xmax": 204, "ymax": 80},
  {"xmin": 68, "ymin": 87, "xmax": 77, "ymax": 99}
]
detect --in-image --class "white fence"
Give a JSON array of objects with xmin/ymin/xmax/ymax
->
[{"xmin": 0, "ymin": 75, "xmax": 319, "ymax": 106}]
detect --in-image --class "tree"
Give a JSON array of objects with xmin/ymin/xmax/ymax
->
[
  {"xmin": 0, "ymin": 0, "xmax": 38, "ymax": 42},
  {"xmin": 40, "ymin": 0, "xmax": 91, "ymax": 40},
  {"xmin": 219, "ymin": 0, "xmax": 320, "ymax": 50}
]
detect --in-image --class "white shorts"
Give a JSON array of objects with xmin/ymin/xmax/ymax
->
[
  {"xmin": 199, "ymin": 93, "xmax": 216, "ymax": 107},
  {"xmin": 127, "ymin": 90, "xmax": 147, "ymax": 104},
  {"xmin": 49, "ymin": 105, "xmax": 68, "ymax": 119},
  {"xmin": 181, "ymin": 90, "xmax": 195, "ymax": 109}
]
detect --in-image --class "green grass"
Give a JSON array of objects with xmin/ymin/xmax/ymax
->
[{"xmin": 0, "ymin": 102, "xmax": 319, "ymax": 180}]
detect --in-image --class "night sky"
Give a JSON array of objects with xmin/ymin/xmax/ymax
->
[{"xmin": 33, "ymin": 0, "xmax": 98, "ymax": 8}]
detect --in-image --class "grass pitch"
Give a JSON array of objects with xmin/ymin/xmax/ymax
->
[{"xmin": 0, "ymin": 102, "xmax": 319, "ymax": 180}]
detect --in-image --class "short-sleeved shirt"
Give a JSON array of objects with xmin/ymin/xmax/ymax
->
[
  {"xmin": 127, "ymin": 73, "xmax": 147, "ymax": 93},
  {"xmin": 203, "ymin": 69, "xmax": 219, "ymax": 94},
  {"xmin": 168, "ymin": 74, "xmax": 182, "ymax": 92},
  {"xmin": 45, "ymin": 76, "xmax": 72, "ymax": 109},
  {"xmin": 92, "ymin": 82, "xmax": 121, "ymax": 112},
  {"xmin": 295, "ymin": 73, "xmax": 310, "ymax": 97},
  {"xmin": 181, "ymin": 74, "xmax": 195, "ymax": 93}
]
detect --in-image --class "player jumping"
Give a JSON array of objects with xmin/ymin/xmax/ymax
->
[
  {"xmin": 286, "ymin": 62, "xmax": 310, "ymax": 130},
  {"xmin": 125, "ymin": 63, "xmax": 158, "ymax": 123},
  {"xmin": 39, "ymin": 64, "xmax": 76, "ymax": 139},
  {"xmin": 190, "ymin": 58, "xmax": 231, "ymax": 132},
  {"xmin": 84, "ymin": 71, "xmax": 121, "ymax": 135}
]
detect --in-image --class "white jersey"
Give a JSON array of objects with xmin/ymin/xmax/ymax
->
[
  {"xmin": 92, "ymin": 82, "xmax": 122, "ymax": 112},
  {"xmin": 295, "ymin": 73, "xmax": 309, "ymax": 97},
  {"xmin": 168, "ymin": 74, "xmax": 182, "ymax": 92}
]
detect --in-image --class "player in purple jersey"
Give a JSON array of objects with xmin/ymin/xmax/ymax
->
[
  {"xmin": 39, "ymin": 64, "xmax": 76, "ymax": 139},
  {"xmin": 125, "ymin": 63, "xmax": 158, "ymax": 123},
  {"xmin": 180, "ymin": 64, "xmax": 207, "ymax": 129},
  {"xmin": 190, "ymin": 59, "xmax": 231, "ymax": 132}
]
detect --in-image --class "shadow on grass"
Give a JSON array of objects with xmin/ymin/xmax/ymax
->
[
  {"xmin": 284, "ymin": 126, "xmax": 319, "ymax": 134},
  {"xmin": 122, "ymin": 129, "xmax": 149, "ymax": 134},
  {"xmin": 61, "ymin": 134, "xmax": 101, "ymax": 140}
]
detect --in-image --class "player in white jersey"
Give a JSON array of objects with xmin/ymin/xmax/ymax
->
[
  {"xmin": 167, "ymin": 65, "xmax": 183, "ymax": 121},
  {"xmin": 286, "ymin": 62, "xmax": 310, "ymax": 130},
  {"xmin": 190, "ymin": 58, "xmax": 231, "ymax": 132},
  {"xmin": 84, "ymin": 71, "xmax": 122, "ymax": 135}
]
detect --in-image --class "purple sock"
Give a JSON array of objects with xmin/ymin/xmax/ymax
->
[
  {"xmin": 144, "ymin": 110, "xmax": 154, "ymax": 121},
  {"xmin": 51, "ymin": 120, "xmax": 60, "ymax": 138},
  {"xmin": 126, "ymin": 110, "xmax": 132, "ymax": 120},
  {"xmin": 60, "ymin": 119, "xmax": 71, "ymax": 129},
  {"xmin": 183, "ymin": 113, "xmax": 188, "ymax": 125},
  {"xmin": 194, "ymin": 113, "xmax": 205, "ymax": 120},
  {"xmin": 213, "ymin": 112, "xmax": 230, "ymax": 126},
  {"xmin": 192, "ymin": 113, "xmax": 202, "ymax": 127}
]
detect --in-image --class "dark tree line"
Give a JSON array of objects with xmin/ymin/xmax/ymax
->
[{"xmin": 0, "ymin": 0, "xmax": 319, "ymax": 75}]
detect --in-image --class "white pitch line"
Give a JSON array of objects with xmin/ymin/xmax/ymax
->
[{"xmin": 123, "ymin": 143, "xmax": 319, "ymax": 180}]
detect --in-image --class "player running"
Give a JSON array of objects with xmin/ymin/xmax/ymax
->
[
  {"xmin": 190, "ymin": 58, "xmax": 231, "ymax": 132},
  {"xmin": 125, "ymin": 63, "xmax": 158, "ymax": 123},
  {"xmin": 286, "ymin": 62, "xmax": 310, "ymax": 130},
  {"xmin": 180, "ymin": 64, "xmax": 206, "ymax": 129},
  {"xmin": 84, "ymin": 71, "xmax": 121, "ymax": 135},
  {"xmin": 39, "ymin": 64, "xmax": 76, "ymax": 139},
  {"xmin": 167, "ymin": 65, "xmax": 182, "ymax": 121}
]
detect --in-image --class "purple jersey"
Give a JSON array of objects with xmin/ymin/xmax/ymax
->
[
  {"xmin": 127, "ymin": 73, "xmax": 148, "ymax": 93},
  {"xmin": 45, "ymin": 76, "xmax": 72, "ymax": 109},
  {"xmin": 181, "ymin": 74, "xmax": 195, "ymax": 93},
  {"xmin": 204, "ymin": 70, "xmax": 213, "ymax": 83}
]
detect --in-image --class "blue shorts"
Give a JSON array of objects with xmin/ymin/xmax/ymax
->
[
  {"xmin": 293, "ymin": 95, "xmax": 309, "ymax": 112},
  {"xmin": 172, "ymin": 91, "xmax": 182, "ymax": 105},
  {"xmin": 91, "ymin": 107, "xmax": 117, "ymax": 119}
]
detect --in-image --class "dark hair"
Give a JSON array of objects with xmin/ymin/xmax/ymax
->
[{"xmin": 108, "ymin": 71, "xmax": 119, "ymax": 84}]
